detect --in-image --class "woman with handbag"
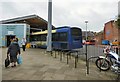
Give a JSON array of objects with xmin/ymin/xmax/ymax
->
[{"xmin": 7, "ymin": 38, "xmax": 21, "ymax": 67}]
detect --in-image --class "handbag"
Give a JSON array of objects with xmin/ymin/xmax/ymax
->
[
  {"xmin": 17, "ymin": 55, "xmax": 22, "ymax": 64},
  {"xmin": 5, "ymin": 57, "xmax": 10, "ymax": 67}
]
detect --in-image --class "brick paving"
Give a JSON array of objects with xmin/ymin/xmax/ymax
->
[{"xmin": 1, "ymin": 48, "xmax": 118, "ymax": 80}]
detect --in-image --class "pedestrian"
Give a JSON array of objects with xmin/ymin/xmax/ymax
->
[
  {"xmin": 7, "ymin": 38, "xmax": 21, "ymax": 67},
  {"xmin": 16, "ymin": 38, "xmax": 19, "ymax": 42},
  {"xmin": 21, "ymin": 38, "xmax": 26, "ymax": 51}
]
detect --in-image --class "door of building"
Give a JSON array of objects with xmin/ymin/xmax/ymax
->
[{"xmin": 6, "ymin": 35, "xmax": 16, "ymax": 47}]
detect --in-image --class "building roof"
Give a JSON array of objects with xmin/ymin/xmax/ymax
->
[
  {"xmin": 104, "ymin": 20, "xmax": 114, "ymax": 25},
  {"xmin": 0, "ymin": 14, "xmax": 55, "ymax": 31}
]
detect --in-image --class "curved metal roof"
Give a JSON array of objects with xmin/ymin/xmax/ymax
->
[{"xmin": 0, "ymin": 14, "xmax": 55, "ymax": 31}]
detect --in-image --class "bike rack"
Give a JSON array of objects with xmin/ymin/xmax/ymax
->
[
  {"xmin": 65, "ymin": 50, "xmax": 79, "ymax": 68},
  {"xmin": 52, "ymin": 49, "xmax": 80, "ymax": 68},
  {"xmin": 52, "ymin": 48, "xmax": 61, "ymax": 58},
  {"xmin": 86, "ymin": 56, "xmax": 120, "ymax": 81},
  {"xmin": 86, "ymin": 56, "xmax": 99, "ymax": 74}
]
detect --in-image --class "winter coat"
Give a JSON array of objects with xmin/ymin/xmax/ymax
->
[{"xmin": 7, "ymin": 42, "xmax": 20, "ymax": 56}]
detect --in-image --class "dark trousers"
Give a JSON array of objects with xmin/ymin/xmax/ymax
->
[{"xmin": 22, "ymin": 45, "xmax": 26, "ymax": 51}]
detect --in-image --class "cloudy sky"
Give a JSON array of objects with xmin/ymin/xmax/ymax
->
[{"xmin": 0, "ymin": 0, "xmax": 119, "ymax": 32}]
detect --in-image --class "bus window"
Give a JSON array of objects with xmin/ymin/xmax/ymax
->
[
  {"xmin": 52, "ymin": 32, "xmax": 68, "ymax": 42},
  {"xmin": 52, "ymin": 33, "xmax": 58, "ymax": 41},
  {"xmin": 58, "ymin": 32, "xmax": 68, "ymax": 41},
  {"xmin": 71, "ymin": 28, "xmax": 82, "ymax": 41},
  {"xmin": 71, "ymin": 28, "xmax": 82, "ymax": 36},
  {"xmin": 41, "ymin": 34, "xmax": 47, "ymax": 41},
  {"xmin": 73, "ymin": 36, "xmax": 81, "ymax": 41},
  {"xmin": 30, "ymin": 35, "xmax": 37, "ymax": 41}
]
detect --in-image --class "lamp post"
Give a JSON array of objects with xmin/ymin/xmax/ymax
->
[{"xmin": 85, "ymin": 20, "xmax": 88, "ymax": 66}]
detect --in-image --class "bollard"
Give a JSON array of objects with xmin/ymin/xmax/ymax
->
[
  {"xmin": 55, "ymin": 50, "xmax": 56, "ymax": 58},
  {"xmin": 67, "ymin": 53, "xmax": 69, "ymax": 64},
  {"xmin": 60, "ymin": 50, "xmax": 62, "ymax": 61},
  {"xmin": 87, "ymin": 59, "xmax": 89, "ymax": 74},
  {"xmin": 75, "ymin": 56, "xmax": 77, "ymax": 68}
]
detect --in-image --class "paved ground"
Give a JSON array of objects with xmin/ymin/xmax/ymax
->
[{"xmin": 1, "ymin": 48, "xmax": 118, "ymax": 80}]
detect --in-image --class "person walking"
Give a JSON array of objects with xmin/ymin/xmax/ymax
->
[
  {"xmin": 7, "ymin": 38, "xmax": 20, "ymax": 67},
  {"xmin": 21, "ymin": 38, "xmax": 26, "ymax": 51}
]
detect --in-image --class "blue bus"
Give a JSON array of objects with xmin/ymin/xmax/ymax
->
[{"xmin": 30, "ymin": 26, "xmax": 83, "ymax": 50}]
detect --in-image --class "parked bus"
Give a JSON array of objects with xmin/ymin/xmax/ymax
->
[{"xmin": 30, "ymin": 26, "xmax": 83, "ymax": 50}]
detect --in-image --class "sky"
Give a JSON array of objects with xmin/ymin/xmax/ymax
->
[{"xmin": 0, "ymin": 0, "xmax": 120, "ymax": 32}]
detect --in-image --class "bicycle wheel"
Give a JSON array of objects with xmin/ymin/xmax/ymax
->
[{"xmin": 95, "ymin": 58, "xmax": 111, "ymax": 71}]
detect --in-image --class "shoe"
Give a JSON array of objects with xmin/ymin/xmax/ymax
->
[
  {"xmin": 14, "ymin": 64, "xmax": 16, "ymax": 67},
  {"xmin": 11, "ymin": 66, "xmax": 14, "ymax": 68}
]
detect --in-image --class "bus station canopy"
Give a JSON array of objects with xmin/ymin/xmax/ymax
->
[{"xmin": 0, "ymin": 14, "xmax": 55, "ymax": 31}]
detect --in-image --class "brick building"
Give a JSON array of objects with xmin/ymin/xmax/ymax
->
[
  {"xmin": 94, "ymin": 20, "xmax": 120, "ymax": 45},
  {"xmin": 103, "ymin": 20, "xmax": 120, "ymax": 43}
]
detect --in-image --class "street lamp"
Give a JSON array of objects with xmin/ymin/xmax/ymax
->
[{"xmin": 85, "ymin": 20, "xmax": 88, "ymax": 66}]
